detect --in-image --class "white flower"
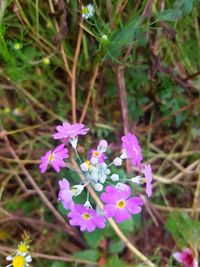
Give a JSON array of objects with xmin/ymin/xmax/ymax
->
[
  {"xmin": 84, "ymin": 200, "xmax": 92, "ymax": 209},
  {"xmin": 130, "ymin": 176, "xmax": 143, "ymax": 184},
  {"xmin": 82, "ymin": 4, "xmax": 94, "ymax": 20},
  {"xmin": 111, "ymin": 174, "xmax": 119, "ymax": 181},
  {"xmin": 69, "ymin": 136, "xmax": 78, "ymax": 148},
  {"xmin": 94, "ymin": 183, "xmax": 103, "ymax": 191},
  {"xmin": 71, "ymin": 184, "xmax": 84, "ymax": 196},
  {"xmin": 113, "ymin": 157, "xmax": 122, "ymax": 166},
  {"xmin": 90, "ymin": 156, "xmax": 98, "ymax": 165},
  {"xmin": 6, "ymin": 253, "xmax": 32, "ymax": 267},
  {"xmin": 80, "ymin": 160, "xmax": 92, "ymax": 172},
  {"xmin": 80, "ymin": 162, "xmax": 89, "ymax": 172},
  {"xmin": 99, "ymin": 174, "xmax": 107, "ymax": 184}
]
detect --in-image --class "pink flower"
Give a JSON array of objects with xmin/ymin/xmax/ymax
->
[
  {"xmin": 68, "ymin": 204, "xmax": 106, "ymax": 232},
  {"xmin": 58, "ymin": 178, "xmax": 74, "ymax": 210},
  {"xmin": 121, "ymin": 133, "xmax": 143, "ymax": 171},
  {"xmin": 39, "ymin": 144, "xmax": 68, "ymax": 173},
  {"xmin": 53, "ymin": 123, "xmax": 89, "ymax": 140},
  {"xmin": 173, "ymin": 248, "xmax": 198, "ymax": 267},
  {"xmin": 144, "ymin": 164, "xmax": 153, "ymax": 197},
  {"xmin": 100, "ymin": 185, "xmax": 143, "ymax": 223}
]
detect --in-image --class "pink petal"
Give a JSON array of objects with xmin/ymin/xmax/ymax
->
[
  {"xmin": 39, "ymin": 161, "xmax": 49, "ymax": 173},
  {"xmin": 59, "ymin": 178, "xmax": 70, "ymax": 190},
  {"xmin": 85, "ymin": 220, "xmax": 96, "ymax": 232},
  {"xmin": 173, "ymin": 252, "xmax": 183, "ymax": 263},
  {"xmin": 104, "ymin": 204, "xmax": 117, "ymax": 218},
  {"xmin": 115, "ymin": 209, "xmax": 131, "ymax": 223}
]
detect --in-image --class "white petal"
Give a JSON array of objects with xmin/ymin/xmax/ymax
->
[
  {"xmin": 25, "ymin": 255, "xmax": 32, "ymax": 262},
  {"xmin": 6, "ymin": 256, "xmax": 13, "ymax": 261},
  {"xmin": 130, "ymin": 176, "xmax": 142, "ymax": 184}
]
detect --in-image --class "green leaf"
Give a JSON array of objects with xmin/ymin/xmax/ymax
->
[
  {"xmin": 57, "ymin": 202, "xmax": 67, "ymax": 215},
  {"xmin": 83, "ymin": 228, "xmax": 104, "ymax": 248},
  {"xmin": 182, "ymin": 0, "xmax": 193, "ymax": 15},
  {"xmin": 73, "ymin": 249, "xmax": 100, "ymax": 262},
  {"xmin": 157, "ymin": 8, "xmax": 182, "ymax": 21},
  {"xmin": 109, "ymin": 240, "xmax": 125, "ymax": 254},
  {"xmin": 165, "ymin": 211, "xmax": 200, "ymax": 247},
  {"xmin": 105, "ymin": 255, "xmax": 127, "ymax": 267}
]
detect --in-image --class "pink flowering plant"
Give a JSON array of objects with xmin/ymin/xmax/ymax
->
[{"xmin": 39, "ymin": 122, "xmax": 153, "ymax": 232}]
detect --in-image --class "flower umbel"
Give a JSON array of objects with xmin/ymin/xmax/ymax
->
[
  {"xmin": 39, "ymin": 144, "xmax": 68, "ymax": 173},
  {"xmin": 39, "ymin": 123, "xmax": 154, "ymax": 231}
]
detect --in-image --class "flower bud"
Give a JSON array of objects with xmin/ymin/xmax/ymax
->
[
  {"xmin": 69, "ymin": 137, "xmax": 78, "ymax": 148},
  {"xmin": 94, "ymin": 183, "xmax": 103, "ymax": 192},
  {"xmin": 111, "ymin": 174, "xmax": 119, "ymax": 181},
  {"xmin": 113, "ymin": 157, "xmax": 122, "ymax": 166}
]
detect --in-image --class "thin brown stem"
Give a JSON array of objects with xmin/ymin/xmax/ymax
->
[
  {"xmin": 71, "ymin": 17, "xmax": 83, "ymax": 123},
  {"xmin": 79, "ymin": 65, "xmax": 99, "ymax": 123}
]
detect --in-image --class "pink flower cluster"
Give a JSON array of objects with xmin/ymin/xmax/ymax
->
[{"xmin": 39, "ymin": 123, "xmax": 153, "ymax": 232}]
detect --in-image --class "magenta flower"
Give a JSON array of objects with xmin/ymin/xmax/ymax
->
[
  {"xmin": 173, "ymin": 248, "xmax": 198, "ymax": 267},
  {"xmin": 58, "ymin": 178, "xmax": 74, "ymax": 210},
  {"xmin": 121, "ymin": 133, "xmax": 143, "ymax": 171},
  {"xmin": 100, "ymin": 185, "xmax": 143, "ymax": 223},
  {"xmin": 68, "ymin": 204, "xmax": 106, "ymax": 232},
  {"xmin": 144, "ymin": 164, "xmax": 153, "ymax": 197},
  {"xmin": 39, "ymin": 144, "xmax": 68, "ymax": 173},
  {"xmin": 53, "ymin": 123, "xmax": 89, "ymax": 140}
]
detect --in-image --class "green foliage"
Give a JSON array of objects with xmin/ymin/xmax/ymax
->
[
  {"xmin": 73, "ymin": 249, "xmax": 100, "ymax": 261},
  {"xmin": 83, "ymin": 228, "xmax": 104, "ymax": 248},
  {"xmin": 165, "ymin": 211, "xmax": 200, "ymax": 247},
  {"xmin": 105, "ymin": 255, "xmax": 131, "ymax": 267}
]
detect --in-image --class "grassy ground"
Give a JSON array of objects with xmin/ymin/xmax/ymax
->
[{"xmin": 0, "ymin": 0, "xmax": 200, "ymax": 266}]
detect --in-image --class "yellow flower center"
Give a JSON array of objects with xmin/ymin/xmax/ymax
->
[
  {"xmin": 18, "ymin": 243, "xmax": 28, "ymax": 253},
  {"xmin": 141, "ymin": 178, "xmax": 146, "ymax": 184},
  {"xmin": 93, "ymin": 151, "xmax": 99, "ymax": 157},
  {"xmin": 116, "ymin": 200, "xmax": 126, "ymax": 209},
  {"xmin": 48, "ymin": 153, "xmax": 54, "ymax": 162},
  {"xmin": 82, "ymin": 213, "xmax": 91, "ymax": 220},
  {"xmin": 82, "ymin": 6, "xmax": 89, "ymax": 14},
  {"xmin": 12, "ymin": 255, "xmax": 25, "ymax": 267},
  {"xmin": 85, "ymin": 160, "xmax": 92, "ymax": 170}
]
